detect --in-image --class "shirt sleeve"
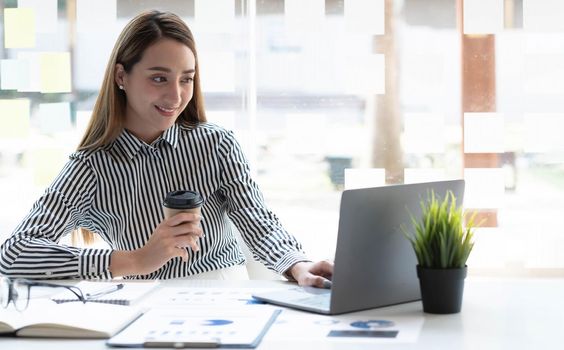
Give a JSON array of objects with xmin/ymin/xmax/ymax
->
[
  {"xmin": 217, "ymin": 130, "xmax": 311, "ymax": 275},
  {"xmin": 0, "ymin": 154, "xmax": 112, "ymax": 280}
]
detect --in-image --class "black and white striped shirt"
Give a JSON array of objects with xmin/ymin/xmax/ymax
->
[{"xmin": 0, "ymin": 123, "xmax": 308, "ymax": 279}]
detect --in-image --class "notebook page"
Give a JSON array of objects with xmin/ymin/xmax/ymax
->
[{"xmin": 1, "ymin": 299, "xmax": 144, "ymax": 338}]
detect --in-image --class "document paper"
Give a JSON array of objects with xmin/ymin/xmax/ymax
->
[{"xmin": 107, "ymin": 306, "xmax": 281, "ymax": 348}]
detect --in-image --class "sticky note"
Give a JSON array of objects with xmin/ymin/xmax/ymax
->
[
  {"xmin": 323, "ymin": 125, "xmax": 369, "ymax": 159},
  {"xmin": 345, "ymin": 54, "xmax": 385, "ymax": 94},
  {"xmin": 37, "ymin": 103, "xmax": 72, "ymax": 135},
  {"xmin": 29, "ymin": 147, "xmax": 68, "ymax": 187},
  {"xmin": 403, "ymin": 54, "xmax": 444, "ymax": 98},
  {"xmin": 344, "ymin": 168, "xmax": 385, "ymax": 190},
  {"xmin": 4, "ymin": 8, "xmax": 36, "ymax": 48},
  {"xmin": 19, "ymin": 0, "xmax": 58, "ymax": 33},
  {"xmin": 403, "ymin": 113, "xmax": 445, "ymax": 153},
  {"xmin": 0, "ymin": 99, "xmax": 30, "ymax": 138},
  {"xmin": 463, "ymin": 0, "xmax": 504, "ymax": 34},
  {"xmin": 74, "ymin": 24, "xmax": 120, "ymax": 90},
  {"xmin": 40, "ymin": 52, "xmax": 72, "ymax": 93},
  {"xmin": 404, "ymin": 168, "xmax": 447, "ymax": 184},
  {"xmin": 345, "ymin": 0, "xmax": 384, "ymax": 35},
  {"xmin": 285, "ymin": 0, "xmax": 324, "ymax": 33},
  {"xmin": 464, "ymin": 168, "xmax": 505, "ymax": 209},
  {"xmin": 16, "ymin": 52, "xmax": 41, "ymax": 92},
  {"xmin": 524, "ymin": 0, "xmax": 564, "ymax": 32},
  {"xmin": 464, "ymin": 113, "xmax": 504, "ymax": 153},
  {"xmin": 76, "ymin": 0, "xmax": 117, "ymax": 33},
  {"xmin": 1, "ymin": 59, "xmax": 29, "ymax": 90},
  {"xmin": 195, "ymin": 0, "xmax": 235, "ymax": 33}
]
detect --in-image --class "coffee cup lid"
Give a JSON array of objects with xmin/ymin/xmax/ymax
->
[{"xmin": 163, "ymin": 190, "xmax": 204, "ymax": 209}]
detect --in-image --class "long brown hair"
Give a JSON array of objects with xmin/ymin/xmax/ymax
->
[{"xmin": 74, "ymin": 11, "xmax": 207, "ymax": 245}]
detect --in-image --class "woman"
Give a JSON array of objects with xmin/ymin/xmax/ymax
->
[{"xmin": 0, "ymin": 11, "xmax": 332, "ymax": 287}]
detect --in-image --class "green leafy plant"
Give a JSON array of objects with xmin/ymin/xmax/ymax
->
[{"xmin": 402, "ymin": 190, "xmax": 477, "ymax": 269}]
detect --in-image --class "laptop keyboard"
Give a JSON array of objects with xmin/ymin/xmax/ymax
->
[{"xmin": 293, "ymin": 293, "xmax": 331, "ymax": 309}]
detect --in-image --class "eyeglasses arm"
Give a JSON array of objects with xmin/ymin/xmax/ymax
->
[{"xmin": 18, "ymin": 280, "xmax": 87, "ymax": 303}]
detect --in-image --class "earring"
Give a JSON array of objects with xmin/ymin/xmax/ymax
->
[{"xmin": 119, "ymin": 85, "xmax": 124, "ymax": 90}]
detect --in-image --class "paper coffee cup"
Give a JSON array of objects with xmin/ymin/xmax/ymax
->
[{"xmin": 163, "ymin": 190, "xmax": 204, "ymax": 219}]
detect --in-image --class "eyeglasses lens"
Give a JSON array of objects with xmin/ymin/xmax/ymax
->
[
  {"xmin": 0, "ymin": 277, "xmax": 10, "ymax": 308},
  {"xmin": 12, "ymin": 279, "xmax": 30, "ymax": 311}
]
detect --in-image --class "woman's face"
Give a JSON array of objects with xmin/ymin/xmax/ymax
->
[{"xmin": 116, "ymin": 38, "xmax": 196, "ymax": 143}]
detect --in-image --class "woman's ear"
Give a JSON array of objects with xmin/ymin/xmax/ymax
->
[{"xmin": 114, "ymin": 63, "xmax": 126, "ymax": 90}]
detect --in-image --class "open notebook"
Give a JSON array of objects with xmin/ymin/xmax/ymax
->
[
  {"xmin": 52, "ymin": 281, "xmax": 159, "ymax": 306},
  {"xmin": 0, "ymin": 300, "xmax": 144, "ymax": 338}
]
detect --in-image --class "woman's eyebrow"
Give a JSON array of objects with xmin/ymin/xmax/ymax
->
[{"xmin": 147, "ymin": 66, "xmax": 195, "ymax": 74}]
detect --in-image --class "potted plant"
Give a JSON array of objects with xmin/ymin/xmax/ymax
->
[{"xmin": 402, "ymin": 190, "xmax": 478, "ymax": 314}]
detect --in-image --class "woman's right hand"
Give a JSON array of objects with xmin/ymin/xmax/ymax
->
[{"xmin": 110, "ymin": 212, "xmax": 203, "ymax": 277}]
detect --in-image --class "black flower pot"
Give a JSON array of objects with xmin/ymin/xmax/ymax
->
[{"xmin": 417, "ymin": 265, "xmax": 467, "ymax": 314}]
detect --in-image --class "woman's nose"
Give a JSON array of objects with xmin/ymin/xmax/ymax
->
[{"xmin": 164, "ymin": 83, "xmax": 182, "ymax": 105}]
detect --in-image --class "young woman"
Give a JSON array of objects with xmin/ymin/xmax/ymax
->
[{"xmin": 0, "ymin": 11, "xmax": 332, "ymax": 287}]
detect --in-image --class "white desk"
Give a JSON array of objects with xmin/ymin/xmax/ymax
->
[{"xmin": 1, "ymin": 277, "xmax": 562, "ymax": 349}]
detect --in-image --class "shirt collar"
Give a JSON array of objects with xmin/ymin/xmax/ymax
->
[
  {"xmin": 160, "ymin": 123, "xmax": 180, "ymax": 149},
  {"xmin": 112, "ymin": 124, "xmax": 180, "ymax": 160}
]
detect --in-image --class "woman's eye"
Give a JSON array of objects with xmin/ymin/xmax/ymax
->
[
  {"xmin": 152, "ymin": 76, "xmax": 166, "ymax": 83},
  {"xmin": 182, "ymin": 77, "xmax": 194, "ymax": 83}
]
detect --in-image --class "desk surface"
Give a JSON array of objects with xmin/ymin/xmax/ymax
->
[{"xmin": 1, "ymin": 277, "xmax": 562, "ymax": 349}]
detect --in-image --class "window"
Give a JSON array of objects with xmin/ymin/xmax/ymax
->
[{"xmin": 1, "ymin": 0, "xmax": 562, "ymax": 276}]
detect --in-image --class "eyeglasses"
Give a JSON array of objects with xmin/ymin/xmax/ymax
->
[{"xmin": 0, "ymin": 276, "xmax": 86, "ymax": 311}]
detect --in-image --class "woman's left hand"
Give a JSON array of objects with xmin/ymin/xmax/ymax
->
[{"xmin": 287, "ymin": 260, "xmax": 334, "ymax": 288}]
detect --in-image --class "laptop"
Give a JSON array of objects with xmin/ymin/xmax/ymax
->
[{"xmin": 252, "ymin": 179, "xmax": 465, "ymax": 315}]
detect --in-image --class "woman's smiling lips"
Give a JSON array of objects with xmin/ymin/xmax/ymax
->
[{"xmin": 155, "ymin": 104, "xmax": 177, "ymax": 116}]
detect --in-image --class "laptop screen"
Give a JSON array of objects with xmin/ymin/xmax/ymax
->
[{"xmin": 329, "ymin": 180, "xmax": 465, "ymax": 314}]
